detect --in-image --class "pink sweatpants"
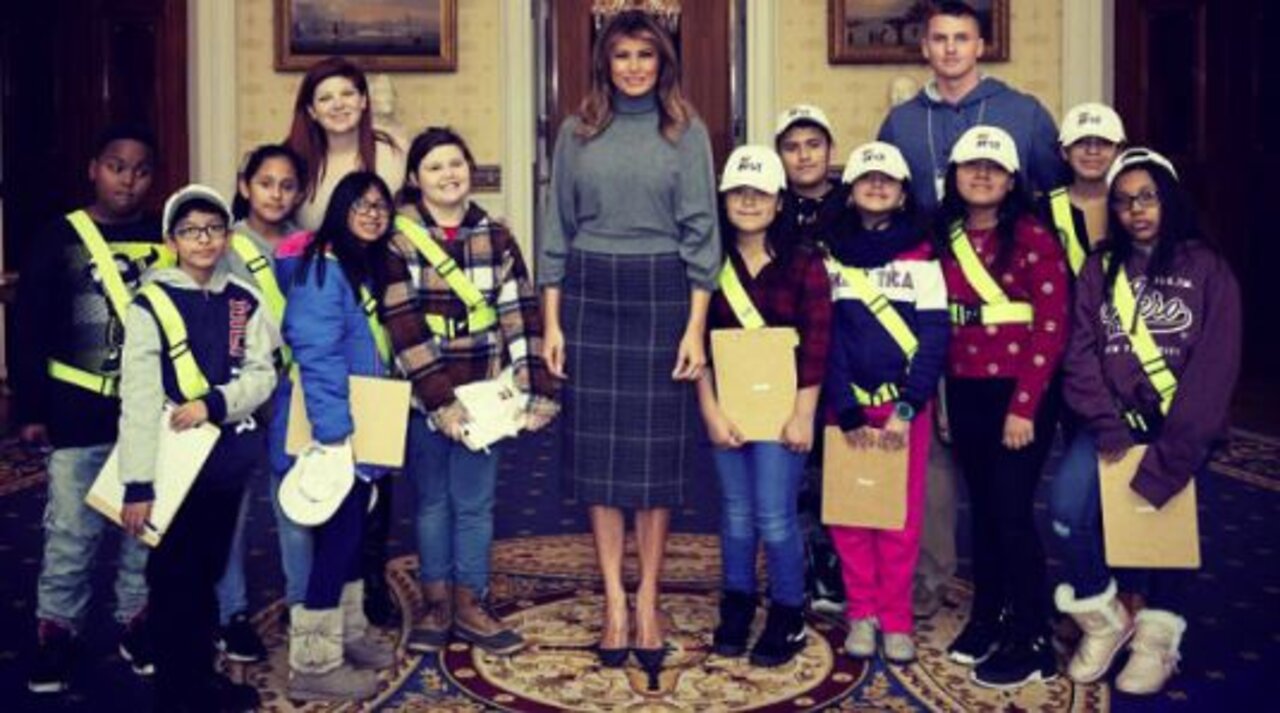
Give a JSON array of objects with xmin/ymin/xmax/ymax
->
[{"xmin": 827, "ymin": 403, "xmax": 932, "ymax": 633}]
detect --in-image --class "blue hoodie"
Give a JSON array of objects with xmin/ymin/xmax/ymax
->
[{"xmin": 878, "ymin": 77, "xmax": 1068, "ymax": 213}]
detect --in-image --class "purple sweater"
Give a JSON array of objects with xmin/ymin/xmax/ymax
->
[{"xmin": 1063, "ymin": 242, "xmax": 1241, "ymax": 507}]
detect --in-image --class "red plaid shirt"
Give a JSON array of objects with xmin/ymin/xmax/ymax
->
[{"xmin": 707, "ymin": 245, "xmax": 833, "ymax": 388}]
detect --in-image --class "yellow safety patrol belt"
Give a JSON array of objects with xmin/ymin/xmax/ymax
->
[
  {"xmin": 718, "ymin": 259, "xmax": 766, "ymax": 329},
  {"xmin": 832, "ymin": 260, "xmax": 919, "ymax": 407},
  {"xmin": 394, "ymin": 216, "xmax": 497, "ymax": 338},
  {"xmin": 46, "ymin": 211, "xmax": 138, "ymax": 397},
  {"xmin": 1048, "ymin": 188, "xmax": 1088, "ymax": 275},
  {"xmin": 230, "ymin": 233, "xmax": 292, "ymax": 368},
  {"xmin": 1110, "ymin": 262, "xmax": 1177, "ymax": 418},
  {"xmin": 136, "ymin": 284, "xmax": 211, "ymax": 402},
  {"xmin": 947, "ymin": 221, "xmax": 1035, "ymax": 326},
  {"xmin": 358, "ymin": 285, "xmax": 394, "ymax": 368}
]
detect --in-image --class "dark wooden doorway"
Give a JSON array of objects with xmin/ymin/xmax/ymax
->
[
  {"xmin": 1, "ymin": 0, "xmax": 188, "ymax": 273},
  {"xmin": 540, "ymin": 0, "xmax": 736, "ymax": 171},
  {"xmin": 1114, "ymin": 0, "xmax": 1278, "ymax": 430}
]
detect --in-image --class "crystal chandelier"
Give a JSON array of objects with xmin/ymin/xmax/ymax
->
[{"xmin": 591, "ymin": 0, "xmax": 682, "ymax": 33}]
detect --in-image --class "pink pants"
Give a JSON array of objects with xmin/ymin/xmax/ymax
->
[{"xmin": 828, "ymin": 403, "xmax": 932, "ymax": 633}]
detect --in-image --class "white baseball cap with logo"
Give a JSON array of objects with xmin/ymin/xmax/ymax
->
[
  {"xmin": 1105, "ymin": 147, "xmax": 1179, "ymax": 188},
  {"xmin": 720, "ymin": 145, "xmax": 787, "ymax": 195},
  {"xmin": 163, "ymin": 183, "xmax": 231, "ymax": 237},
  {"xmin": 278, "ymin": 439, "xmax": 356, "ymax": 526},
  {"xmin": 949, "ymin": 125, "xmax": 1020, "ymax": 173},
  {"xmin": 1060, "ymin": 102, "xmax": 1127, "ymax": 147},
  {"xmin": 842, "ymin": 141, "xmax": 912, "ymax": 184},
  {"xmin": 774, "ymin": 104, "xmax": 834, "ymax": 139}
]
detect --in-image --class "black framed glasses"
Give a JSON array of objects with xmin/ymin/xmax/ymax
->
[
  {"xmin": 351, "ymin": 199, "xmax": 391, "ymax": 217},
  {"xmin": 173, "ymin": 223, "xmax": 228, "ymax": 242},
  {"xmin": 1110, "ymin": 189, "xmax": 1160, "ymax": 213}
]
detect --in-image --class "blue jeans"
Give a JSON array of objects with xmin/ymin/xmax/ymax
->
[
  {"xmin": 713, "ymin": 442, "xmax": 806, "ymax": 607},
  {"xmin": 269, "ymin": 468, "xmax": 314, "ymax": 606},
  {"xmin": 406, "ymin": 417, "xmax": 499, "ymax": 592},
  {"xmin": 1049, "ymin": 432, "xmax": 1196, "ymax": 610},
  {"xmin": 37, "ymin": 444, "xmax": 149, "ymax": 632}
]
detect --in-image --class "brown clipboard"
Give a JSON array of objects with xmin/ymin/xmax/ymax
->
[
  {"xmin": 821, "ymin": 426, "xmax": 909, "ymax": 530},
  {"xmin": 1099, "ymin": 445, "xmax": 1201, "ymax": 569},
  {"xmin": 711, "ymin": 327, "xmax": 798, "ymax": 442},
  {"xmin": 286, "ymin": 375, "xmax": 412, "ymax": 468}
]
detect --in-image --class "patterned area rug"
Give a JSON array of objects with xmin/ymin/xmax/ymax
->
[{"xmin": 235, "ymin": 534, "xmax": 1107, "ymax": 712}]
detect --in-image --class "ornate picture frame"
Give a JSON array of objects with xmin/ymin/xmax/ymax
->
[
  {"xmin": 275, "ymin": 0, "xmax": 458, "ymax": 72},
  {"xmin": 828, "ymin": 0, "xmax": 1009, "ymax": 65}
]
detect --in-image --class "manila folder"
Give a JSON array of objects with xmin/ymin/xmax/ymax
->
[
  {"xmin": 1100, "ymin": 445, "xmax": 1201, "ymax": 569},
  {"xmin": 286, "ymin": 375, "xmax": 411, "ymax": 468},
  {"xmin": 711, "ymin": 327, "xmax": 798, "ymax": 442},
  {"xmin": 821, "ymin": 426, "xmax": 909, "ymax": 530}
]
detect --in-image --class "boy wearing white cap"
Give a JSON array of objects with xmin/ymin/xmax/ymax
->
[
  {"xmin": 936, "ymin": 126, "xmax": 1071, "ymax": 689},
  {"xmin": 824, "ymin": 141, "xmax": 950, "ymax": 664},
  {"xmin": 775, "ymin": 105, "xmax": 847, "ymax": 245},
  {"xmin": 701, "ymin": 145, "xmax": 833, "ymax": 668},
  {"xmin": 1043, "ymin": 103, "xmax": 1128, "ymax": 275},
  {"xmin": 117, "ymin": 185, "xmax": 276, "ymax": 710}
]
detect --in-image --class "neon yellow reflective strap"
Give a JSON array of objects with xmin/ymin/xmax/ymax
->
[
  {"xmin": 137, "ymin": 284, "xmax": 211, "ymax": 401},
  {"xmin": 358, "ymin": 285, "xmax": 393, "ymax": 368},
  {"xmin": 1049, "ymin": 189, "xmax": 1088, "ymax": 275},
  {"xmin": 718, "ymin": 259, "xmax": 766, "ymax": 329},
  {"xmin": 67, "ymin": 210, "xmax": 134, "ymax": 323},
  {"xmin": 394, "ymin": 216, "xmax": 498, "ymax": 336},
  {"xmin": 1110, "ymin": 264, "xmax": 1178, "ymax": 416},
  {"xmin": 47, "ymin": 360, "xmax": 118, "ymax": 397},
  {"xmin": 851, "ymin": 382, "xmax": 899, "ymax": 407},
  {"xmin": 230, "ymin": 233, "xmax": 292, "ymax": 368},
  {"xmin": 836, "ymin": 263, "xmax": 918, "ymax": 358},
  {"xmin": 111, "ymin": 241, "xmax": 176, "ymax": 270},
  {"xmin": 947, "ymin": 221, "xmax": 1035, "ymax": 326}
]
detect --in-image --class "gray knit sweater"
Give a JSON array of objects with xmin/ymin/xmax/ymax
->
[{"xmin": 538, "ymin": 92, "xmax": 721, "ymax": 291}]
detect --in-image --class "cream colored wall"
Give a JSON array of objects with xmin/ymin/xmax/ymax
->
[
  {"xmin": 235, "ymin": 0, "xmax": 503, "ymax": 166},
  {"xmin": 774, "ymin": 0, "xmax": 1063, "ymax": 158}
]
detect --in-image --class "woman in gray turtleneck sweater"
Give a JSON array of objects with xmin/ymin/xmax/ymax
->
[{"xmin": 537, "ymin": 10, "xmax": 719, "ymax": 681}]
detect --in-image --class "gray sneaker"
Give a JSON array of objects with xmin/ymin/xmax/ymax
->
[
  {"xmin": 882, "ymin": 632, "xmax": 917, "ymax": 664},
  {"xmin": 844, "ymin": 617, "xmax": 877, "ymax": 659}
]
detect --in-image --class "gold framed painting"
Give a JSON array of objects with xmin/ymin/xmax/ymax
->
[
  {"xmin": 828, "ymin": 0, "xmax": 1009, "ymax": 65},
  {"xmin": 275, "ymin": 0, "xmax": 458, "ymax": 72}
]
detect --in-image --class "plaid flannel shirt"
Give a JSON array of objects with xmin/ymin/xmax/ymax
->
[{"xmin": 375, "ymin": 204, "xmax": 559, "ymax": 421}]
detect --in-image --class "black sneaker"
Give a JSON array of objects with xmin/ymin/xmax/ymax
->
[
  {"xmin": 971, "ymin": 635, "xmax": 1058, "ymax": 689},
  {"xmin": 947, "ymin": 616, "xmax": 1002, "ymax": 666},
  {"xmin": 749, "ymin": 603, "xmax": 807, "ymax": 668},
  {"xmin": 711, "ymin": 590, "xmax": 756, "ymax": 657},
  {"xmin": 119, "ymin": 614, "xmax": 155, "ymax": 676},
  {"xmin": 216, "ymin": 612, "xmax": 268, "ymax": 663},
  {"xmin": 28, "ymin": 620, "xmax": 74, "ymax": 694},
  {"xmin": 809, "ymin": 545, "xmax": 846, "ymax": 614}
]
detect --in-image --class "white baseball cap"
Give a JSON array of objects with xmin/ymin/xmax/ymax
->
[
  {"xmin": 774, "ymin": 104, "xmax": 834, "ymax": 139},
  {"xmin": 1105, "ymin": 147, "xmax": 1179, "ymax": 188},
  {"xmin": 1059, "ymin": 102, "xmax": 1126, "ymax": 146},
  {"xmin": 949, "ymin": 125, "xmax": 1020, "ymax": 173},
  {"xmin": 720, "ymin": 145, "xmax": 787, "ymax": 194},
  {"xmin": 278, "ymin": 440, "xmax": 355, "ymax": 526},
  {"xmin": 842, "ymin": 141, "xmax": 912, "ymax": 184},
  {"xmin": 163, "ymin": 184, "xmax": 231, "ymax": 236}
]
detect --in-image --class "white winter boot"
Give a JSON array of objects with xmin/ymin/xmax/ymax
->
[
  {"xmin": 340, "ymin": 581, "xmax": 397, "ymax": 670},
  {"xmin": 1115, "ymin": 609, "xmax": 1185, "ymax": 695},
  {"xmin": 1054, "ymin": 580, "xmax": 1134, "ymax": 683},
  {"xmin": 288, "ymin": 605, "xmax": 378, "ymax": 702}
]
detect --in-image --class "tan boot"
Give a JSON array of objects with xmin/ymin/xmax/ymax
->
[
  {"xmin": 1116, "ymin": 610, "xmax": 1185, "ymax": 695},
  {"xmin": 453, "ymin": 585, "xmax": 525, "ymax": 655},
  {"xmin": 407, "ymin": 581, "xmax": 452, "ymax": 653},
  {"xmin": 340, "ymin": 581, "xmax": 397, "ymax": 669},
  {"xmin": 1054, "ymin": 580, "xmax": 1134, "ymax": 683},
  {"xmin": 287, "ymin": 605, "xmax": 378, "ymax": 702}
]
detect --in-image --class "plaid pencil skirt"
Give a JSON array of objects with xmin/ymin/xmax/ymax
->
[{"xmin": 560, "ymin": 249, "xmax": 695, "ymax": 509}]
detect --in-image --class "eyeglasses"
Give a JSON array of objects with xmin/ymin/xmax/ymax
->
[
  {"xmin": 351, "ymin": 199, "xmax": 391, "ymax": 217},
  {"xmin": 1110, "ymin": 189, "xmax": 1160, "ymax": 212},
  {"xmin": 173, "ymin": 223, "xmax": 228, "ymax": 242}
]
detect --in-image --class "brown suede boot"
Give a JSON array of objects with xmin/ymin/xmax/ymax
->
[
  {"xmin": 406, "ymin": 581, "xmax": 452, "ymax": 653},
  {"xmin": 453, "ymin": 585, "xmax": 525, "ymax": 655}
]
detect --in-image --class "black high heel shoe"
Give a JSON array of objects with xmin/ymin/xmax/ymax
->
[
  {"xmin": 632, "ymin": 645, "xmax": 669, "ymax": 691},
  {"xmin": 595, "ymin": 645, "xmax": 629, "ymax": 668}
]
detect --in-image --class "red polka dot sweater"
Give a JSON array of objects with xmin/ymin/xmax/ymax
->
[{"xmin": 941, "ymin": 215, "xmax": 1070, "ymax": 419}]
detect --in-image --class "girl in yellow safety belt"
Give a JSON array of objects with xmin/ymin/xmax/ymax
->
[
  {"xmin": 1042, "ymin": 103, "xmax": 1128, "ymax": 276},
  {"xmin": 936, "ymin": 125, "xmax": 1070, "ymax": 689},
  {"xmin": 1051, "ymin": 148, "xmax": 1240, "ymax": 695},
  {"xmin": 376, "ymin": 127, "xmax": 558, "ymax": 658},
  {"xmin": 697, "ymin": 145, "xmax": 831, "ymax": 669},
  {"xmin": 823, "ymin": 141, "xmax": 949, "ymax": 666}
]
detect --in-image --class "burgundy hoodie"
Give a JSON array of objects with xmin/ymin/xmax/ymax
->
[{"xmin": 1063, "ymin": 241, "xmax": 1241, "ymax": 507}]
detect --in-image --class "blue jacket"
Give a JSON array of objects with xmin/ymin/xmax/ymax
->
[
  {"xmin": 823, "ymin": 216, "xmax": 950, "ymax": 431},
  {"xmin": 878, "ymin": 77, "xmax": 1068, "ymax": 213},
  {"xmin": 267, "ymin": 236, "xmax": 389, "ymax": 475}
]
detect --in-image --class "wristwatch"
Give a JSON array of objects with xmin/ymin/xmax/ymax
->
[{"xmin": 893, "ymin": 401, "xmax": 917, "ymax": 422}]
